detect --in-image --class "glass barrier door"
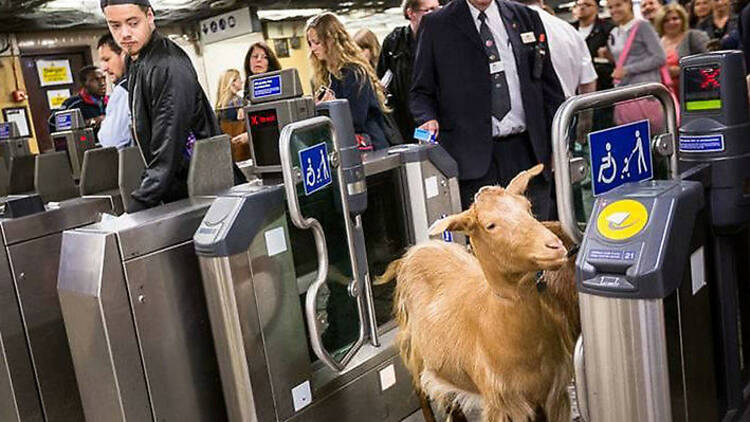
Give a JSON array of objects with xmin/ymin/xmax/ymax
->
[{"xmin": 279, "ymin": 117, "xmax": 372, "ymax": 372}]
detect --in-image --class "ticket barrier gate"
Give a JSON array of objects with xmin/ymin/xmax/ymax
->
[
  {"xmin": 553, "ymin": 52, "xmax": 750, "ymax": 421},
  {"xmin": 244, "ymin": 69, "xmax": 315, "ymax": 175},
  {"xmin": 0, "ymin": 146, "xmax": 130, "ymax": 421},
  {"xmin": 193, "ymin": 104, "xmax": 461, "ymax": 421},
  {"xmin": 0, "ymin": 121, "xmax": 31, "ymax": 168},
  {"xmin": 677, "ymin": 51, "xmax": 750, "ymax": 420},
  {"xmin": 49, "ymin": 108, "xmax": 97, "ymax": 180},
  {"xmin": 57, "ymin": 135, "xmax": 235, "ymax": 421}
]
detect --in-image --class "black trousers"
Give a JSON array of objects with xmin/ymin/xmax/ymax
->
[{"xmin": 458, "ymin": 132, "xmax": 556, "ymax": 220}]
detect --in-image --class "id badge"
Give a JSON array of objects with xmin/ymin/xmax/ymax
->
[
  {"xmin": 490, "ymin": 61, "xmax": 504, "ymax": 74},
  {"xmin": 521, "ymin": 31, "xmax": 536, "ymax": 44}
]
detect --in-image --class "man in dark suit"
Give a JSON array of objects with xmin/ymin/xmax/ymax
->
[{"xmin": 410, "ymin": 0, "xmax": 565, "ymax": 218}]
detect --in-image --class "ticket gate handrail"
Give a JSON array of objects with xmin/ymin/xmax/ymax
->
[
  {"xmin": 552, "ymin": 82, "xmax": 679, "ymax": 244},
  {"xmin": 279, "ymin": 116, "xmax": 373, "ymax": 372}
]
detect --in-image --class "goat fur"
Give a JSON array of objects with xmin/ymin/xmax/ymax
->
[{"xmin": 379, "ymin": 173, "xmax": 579, "ymax": 422}]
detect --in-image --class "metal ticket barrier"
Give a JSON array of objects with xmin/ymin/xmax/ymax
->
[
  {"xmin": 245, "ymin": 69, "xmax": 315, "ymax": 175},
  {"xmin": 193, "ymin": 101, "xmax": 461, "ymax": 421},
  {"xmin": 677, "ymin": 50, "xmax": 750, "ymax": 421},
  {"xmin": 0, "ymin": 121, "xmax": 31, "ymax": 168},
  {"xmin": 57, "ymin": 136, "xmax": 235, "ymax": 421},
  {"xmin": 552, "ymin": 82, "xmax": 682, "ymax": 421},
  {"xmin": 0, "ymin": 146, "xmax": 129, "ymax": 421},
  {"xmin": 556, "ymin": 52, "xmax": 750, "ymax": 422},
  {"xmin": 49, "ymin": 108, "xmax": 97, "ymax": 180}
]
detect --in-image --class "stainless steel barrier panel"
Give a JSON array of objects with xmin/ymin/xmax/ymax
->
[
  {"xmin": 0, "ymin": 196, "xmax": 117, "ymax": 422},
  {"xmin": 279, "ymin": 116, "xmax": 375, "ymax": 372},
  {"xmin": 552, "ymin": 82, "xmax": 679, "ymax": 244},
  {"xmin": 57, "ymin": 199, "xmax": 227, "ymax": 421}
]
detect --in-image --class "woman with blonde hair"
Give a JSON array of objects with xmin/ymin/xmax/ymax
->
[
  {"xmin": 353, "ymin": 28, "xmax": 381, "ymax": 70},
  {"xmin": 306, "ymin": 12, "xmax": 391, "ymax": 150},
  {"xmin": 215, "ymin": 69, "xmax": 248, "ymax": 162},
  {"xmin": 215, "ymin": 69, "xmax": 244, "ymax": 124},
  {"xmin": 656, "ymin": 3, "xmax": 708, "ymax": 99}
]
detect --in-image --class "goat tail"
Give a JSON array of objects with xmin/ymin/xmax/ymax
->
[
  {"xmin": 374, "ymin": 258, "xmax": 403, "ymax": 286},
  {"xmin": 390, "ymin": 257, "xmax": 425, "ymax": 389}
]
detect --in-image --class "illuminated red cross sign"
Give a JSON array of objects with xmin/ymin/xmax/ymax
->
[{"xmin": 699, "ymin": 68, "xmax": 721, "ymax": 89}]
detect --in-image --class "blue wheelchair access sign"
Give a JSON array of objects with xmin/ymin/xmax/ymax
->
[
  {"xmin": 588, "ymin": 119, "xmax": 653, "ymax": 196},
  {"xmin": 299, "ymin": 142, "xmax": 332, "ymax": 196}
]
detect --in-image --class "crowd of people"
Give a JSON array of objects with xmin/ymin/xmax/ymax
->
[{"xmin": 47, "ymin": 0, "xmax": 750, "ymax": 215}]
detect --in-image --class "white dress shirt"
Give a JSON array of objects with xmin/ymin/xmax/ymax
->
[
  {"xmin": 530, "ymin": 5, "xmax": 597, "ymax": 98},
  {"xmin": 467, "ymin": 0, "xmax": 526, "ymax": 137},
  {"xmin": 98, "ymin": 78, "xmax": 133, "ymax": 150}
]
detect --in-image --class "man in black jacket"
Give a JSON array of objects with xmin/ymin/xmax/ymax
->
[
  {"xmin": 571, "ymin": 0, "xmax": 614, "ymax": 93},
  {"xmin": 102, "ymin": 0, "xmax": 220, "ymax": 212},
  {"xmin": 572, "ymin": 0, "xmax": 614, "ymax": 133},
  {"xmin": 411, "ymin": 0, "xmax": 565, "ymax": 217},
  {"xmin": 377, "ymin": 0, "xmax": 439, "ymax": 142}
]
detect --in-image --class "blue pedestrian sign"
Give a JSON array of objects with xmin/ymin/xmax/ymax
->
[
  {"xmin": 589, "ymin": 119, "xmax": 653, "ymax": 196},
  {"xmin": 299, "ymin": 142, "xmax": 332, "ymax": 196}
]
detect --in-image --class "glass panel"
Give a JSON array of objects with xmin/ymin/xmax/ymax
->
[
  {"xmin": 567, "ymin": 95, "xmax": 671, "ymax": 226},
  {"xmin": 361, "ymin": 169, "xmax": 409, "ymax": 327},
  {"xmin": 286, "ymin": 125, "xmax": 361, "ymax": 362}
]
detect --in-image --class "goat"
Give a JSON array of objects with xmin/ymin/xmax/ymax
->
[{"xmin": 379, "ymin": 164, "xmax": 579, "ymax": 422}]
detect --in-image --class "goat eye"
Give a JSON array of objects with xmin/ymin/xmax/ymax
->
[{"xmin": 486, "ymin": 223, "xmax": 496, "ymax": 230}]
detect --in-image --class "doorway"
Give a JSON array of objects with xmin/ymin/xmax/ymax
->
[{"xmin": 20, "ymin": 47, "xmax": 92, "ymax": 152}]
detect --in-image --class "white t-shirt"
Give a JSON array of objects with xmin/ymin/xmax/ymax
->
[
  {"xmin": 530, "ymin": 5, "xmax": 598, "ymax": 98},
  {"xmin": 578, "ymin": 23, "xmax": 594, "ymax": 39}
]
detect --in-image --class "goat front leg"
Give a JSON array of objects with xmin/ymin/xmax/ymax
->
[
  {"xmin": 420, "ymin": 391, "xmax": 438, "ymax": 422},
  {"xmin": 543, "ymin": 387, "xmax": 571, "ymax": 422}
]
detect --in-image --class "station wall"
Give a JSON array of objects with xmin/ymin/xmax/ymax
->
[{"xmin": 0, "ymin": 34, "xmax": 39, "ymax": 153}]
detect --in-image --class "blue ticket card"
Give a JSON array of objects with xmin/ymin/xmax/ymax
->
[{"xmin": 413, "ymin": 127, "xmax": 436, "ymax": 143}]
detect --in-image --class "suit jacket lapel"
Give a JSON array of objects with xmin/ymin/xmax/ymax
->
[
  {"xmin": 450, "ymin": 0, "xmax": 485, "ymax": 54},
  {"xmin": 498, "ymin": 0, "xmax": 526, "ymax": 75}
]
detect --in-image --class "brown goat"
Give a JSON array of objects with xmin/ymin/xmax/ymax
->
[{"xmin": 380, "ymin": 165, "xmax": 579, "ymax": 422}]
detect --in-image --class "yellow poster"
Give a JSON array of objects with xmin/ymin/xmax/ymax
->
[
  {"xmin": 47, "ymin": 89, "xmax": 71, "ymax": 110},
  {"xmin": 36, "ymin": 59, "xmax": 73, "ymax": 87}
]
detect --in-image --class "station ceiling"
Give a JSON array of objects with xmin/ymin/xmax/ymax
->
[{"xmin": 0, "ymin": 0, "xmax": 401, "ymax": 32}]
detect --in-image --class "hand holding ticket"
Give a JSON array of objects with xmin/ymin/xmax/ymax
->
[{"xmin": 415, "ymin": 119, "xmax": 439, "ymax": 144}]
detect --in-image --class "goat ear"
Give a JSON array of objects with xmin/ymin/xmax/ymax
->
[
  {"xmin": 506, "ymin": 164, "xmax": 544, "ymax": 195},
  {"xmin": 429, "ymin": 210, "xmax": 475, "ymax": 236}
]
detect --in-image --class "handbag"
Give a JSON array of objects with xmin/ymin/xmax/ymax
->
[{"xmin": 612, "ymin": 21, "xmax": 679, "ymax": 132}]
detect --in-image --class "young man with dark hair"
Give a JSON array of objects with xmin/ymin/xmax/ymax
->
[
  {"xmin": 377, "ymin": 0, "xmax": 440, "ymax": 142},
  {"xmin": 49, "ymin": 65, "xmax": 107, "ymax": 132},
  {"xmin": 101, "ymin": 0, "xmax": 221, "ymax": 212},
  {"xmin": 97, "ymin": 33, "xmax": 133, "ymax": 149}
]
